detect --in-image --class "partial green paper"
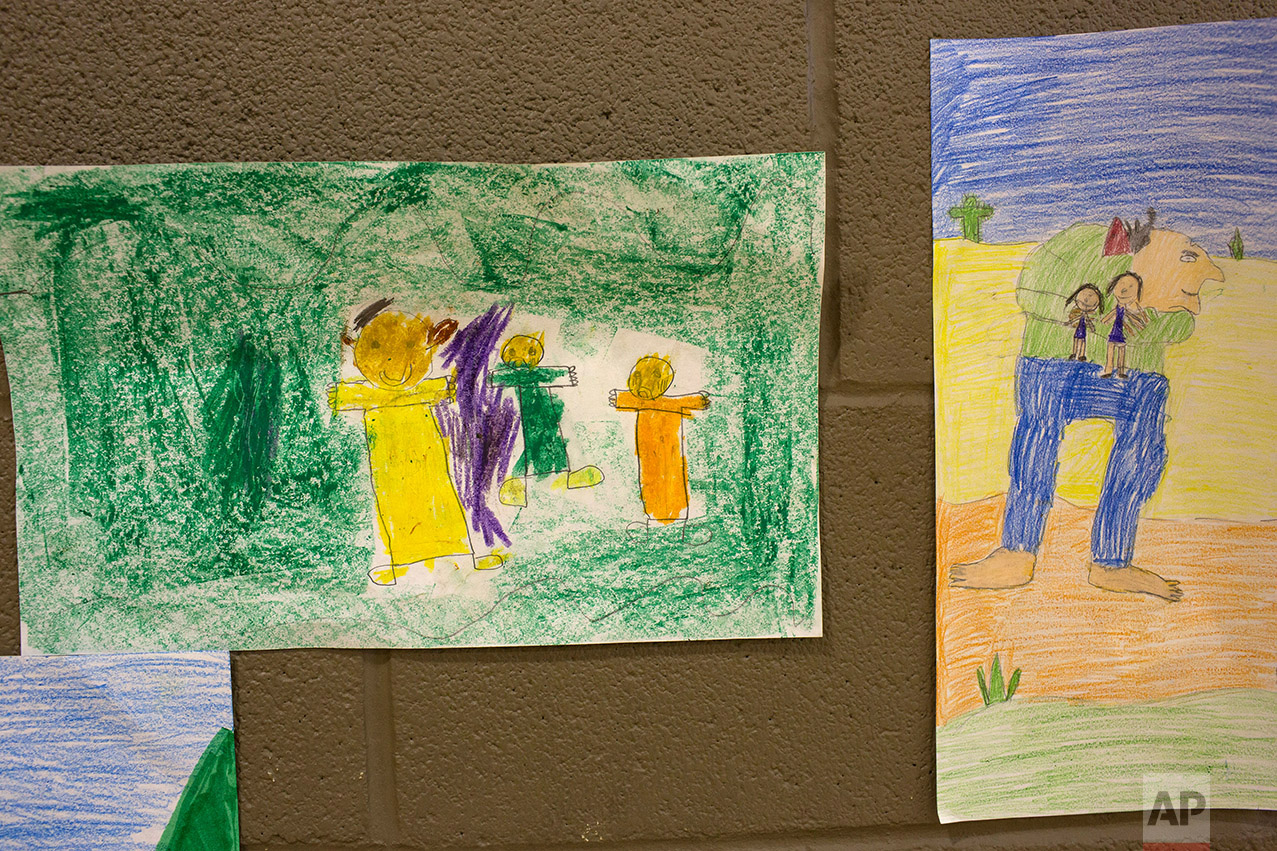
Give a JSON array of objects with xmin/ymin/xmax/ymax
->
[
  {"xmin": 0, "ymin": 652, "xmax": 237, "ymax": 850},
  {"xmin": 0, "ymin": 154, "xmax": 823, "ymax": 652}
]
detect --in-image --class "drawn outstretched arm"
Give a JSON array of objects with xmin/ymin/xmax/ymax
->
[
  {"xmin": 329, "ymin": 376, "xmax": 453, "ymax": 412},
  {"xmin": 1125, "ymin": 305, "xmax": 1150, "ymax": 331},
  {"xmin": 329, "ymin": 381, "xmax": 381, "ymax": 412},
  {"xmin": 1017, "ymin": 282, "xmax": 1073, "ymax": 325},
  {"xmin": 610, "ymin": 390, "xmax": 710, "ymax": 416},
  {"xmin": 490, "ymin": 365, "xmax": 578, "ymax": 389},
  {"xmin": 1135, "ymin": 309, "xmax": 1195, "ymax": 344},
  {"xmin": 398, "ymin": 376, "xmax": 455, "ymax": 405}
]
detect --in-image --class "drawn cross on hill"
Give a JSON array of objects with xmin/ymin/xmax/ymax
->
[{"xmin": 948, "ymin": 194, "xmax": 994, "ymax": 243}]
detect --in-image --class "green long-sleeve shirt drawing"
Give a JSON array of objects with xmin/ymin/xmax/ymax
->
[{"xmin": 489, "ymin": 364, "xmax": 575, "ymax": 476}]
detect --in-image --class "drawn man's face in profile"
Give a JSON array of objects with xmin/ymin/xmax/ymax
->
[{"xmin": 1130, "ymin": 230, "xmax": 1225, "ymax": 314}]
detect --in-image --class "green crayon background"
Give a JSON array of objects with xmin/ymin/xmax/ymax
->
[{"xmin": 0, "ymin": 154, "xmax": 823, "ymax": 653}]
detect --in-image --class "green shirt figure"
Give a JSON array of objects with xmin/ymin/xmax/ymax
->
[{"xmin": 489, "ymin": 334, "xmax": 603, "ymax": 506}]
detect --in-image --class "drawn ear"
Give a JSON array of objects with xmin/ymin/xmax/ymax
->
[
  {"xmin": 1103, "ymin": 217, "xmax": 1131, "ymax": 256},
  {"xmin": 341, "ymin": 329, "xmax": 356, "ymax": 347},
  {"xmin": 428, "ymin": 319, "xmax": 459, "ymax": 347}
]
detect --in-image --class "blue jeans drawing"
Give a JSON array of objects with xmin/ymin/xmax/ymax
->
[{"xmin": 1002, "ymin": 357, "xmax": 1169, "ymax": 567}]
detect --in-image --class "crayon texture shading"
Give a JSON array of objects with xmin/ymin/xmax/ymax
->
[
  {"xmin": 933, "ymin": 20, "xmax": 1277, "ymax": 821},
  {"xmin": 0, "ymin": 154, "xmax": 824, "ymax": 651},
  {"xmin": 0, "ymin": 652, "xmax": 237, "ymax": 850}
]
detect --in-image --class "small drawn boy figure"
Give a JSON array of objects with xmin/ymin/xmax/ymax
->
[
  {"xmin": 609, "ymin": 354, "xmax": 710, "ymax": 535},
  {"xmin": 1100, "ymin": 271, "xmax": 1149, "ymax": 379},
  {"xmin": 1065, "ymin": 283, "xmax": 1103, "ymax": 362},
  {"xmin": 488, "ymin": 333, "xmax": 603, "ymax": 507},
  {"xmin": 329, "ymin": 299, "xmax": 505, "ymax": 585}
]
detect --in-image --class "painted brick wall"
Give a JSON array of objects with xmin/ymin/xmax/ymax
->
[{"xmin": 1, "ymin": 2, "xmax": 1276, "ymax": 849}]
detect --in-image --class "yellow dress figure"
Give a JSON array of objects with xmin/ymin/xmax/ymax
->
[{"xmin": 329, "ymin": 301, "xmax": 504, "ymax": 585}]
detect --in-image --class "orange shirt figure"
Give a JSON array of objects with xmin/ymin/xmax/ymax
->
[{"xmin": 610, "ymin": 355, "xmax": 710, "ymax": 525}]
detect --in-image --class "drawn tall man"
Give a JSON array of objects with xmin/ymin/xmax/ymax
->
[{"xmin": 950, "ymin": 214, "xmax": 1224, "ymax": 601}]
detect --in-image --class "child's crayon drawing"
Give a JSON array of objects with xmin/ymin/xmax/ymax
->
[
  {"xmin": 330, "ymin": 303, "xmax": 505, "ymax": 585},
  {"xmin": 0, "ymin": 153, "xmax": 823, "ymax": 652},
  {"xmin": 489, "ymin": 332, "xmax": 604, "ymax": 507},
  {"xmin": 933, "ymin": 19, "xmax": 1277, "ymax": 821}
]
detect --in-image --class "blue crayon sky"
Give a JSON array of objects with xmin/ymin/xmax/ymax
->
[
  {"xmin": 0, "ymin": 653, "xmax": 232, "ymax": 850},
  {"xmin": 932, "ymin": 17, "xmax": 1277, "ymax": 256}
]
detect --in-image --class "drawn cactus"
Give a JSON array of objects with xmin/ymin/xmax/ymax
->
[
  {"xmin": 948, "ymin": 194, "xmax": 994, "ymax": 243},
  {"xmin": 1229, "ymin": 228, "xmax": 1245, "ymax": 260},
  {"xmin": 976, "ymin": 653, "xmax": 1021, "ymax": 706}
]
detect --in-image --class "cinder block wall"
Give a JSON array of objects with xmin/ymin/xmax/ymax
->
[{"xmin": 2, "ymin": 2, "xmax": 1277, "ymax": 849}]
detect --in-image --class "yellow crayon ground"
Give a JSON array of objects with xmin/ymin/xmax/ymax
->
[
  {"xmin": 935, "ymin": 239, "xmax": 1277, "ymax": 724},
  {"xmin": 934, "ymin": 238, "xmax": 1277, "ymax": 519}
]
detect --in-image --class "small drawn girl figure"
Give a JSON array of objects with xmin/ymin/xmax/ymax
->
[
  {"xmin": 1100, "ymin": 271, "xmax": 1149, "ymax": 379},
  {"xmin": 329, "ymin": 299, "xmax": 505, "ymax": 585},
  {"xmin": 1065, "ymin": 283, "xmax": 1103, "ymax": 362},
  {"xmin": 609, "ymin": 354, "xmax": 710, "ymax": 538}
]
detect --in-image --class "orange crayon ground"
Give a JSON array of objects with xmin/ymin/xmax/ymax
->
[
  {"xmin": 938, "ymin": 496, "xmax": 1277, "ymax": 725},
  {"xmin": 614, "ymin": 391, "xmax": 708, "ymax": 523}
]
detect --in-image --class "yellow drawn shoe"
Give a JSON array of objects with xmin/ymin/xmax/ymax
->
[
  {"xmin": 498, "ymin": 477, "xmax": 527, "ymax": 506},
  {"xmin": 369, "ymin": 563, "xmax": 411, "ymax": 586},
  {"xmin": 474, "ymin": 553, "xmax": 506, "ymax": 571},
  {"xmin": 566, "ymin": 465, "xmax": 604, "ymax": 489}
]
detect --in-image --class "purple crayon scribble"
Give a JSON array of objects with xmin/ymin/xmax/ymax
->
[{"xmin": 437, "ymin": 303, "xmax": 521, "ymax": 547}]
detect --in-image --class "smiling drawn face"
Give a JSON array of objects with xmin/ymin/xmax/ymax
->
[
  {"xmin": 353, "ymin": 312, "xmax": 440, "ymax": 390},
  {"xmin": 1109, "ymin": 272, "xmax": 1142, "ymax": 306},
  {"xmin": 1075, "ymin": 287, "xmax": 1101, "ymax": 313},
  {"xmin": 1129, "ymin": 229, "xmax": 1225, "ymax": 314},
  {"xmin": 501, "ymin": 334, "xmax": 545, "ymax": 367}
]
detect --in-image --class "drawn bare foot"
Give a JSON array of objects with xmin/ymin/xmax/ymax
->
[
  {"xmin": 680, "ymin": 523, "xmax": 713, "ymax": 547},
  {"xmin": 1087, "ymin": 563, "xmax": 1182, "ymax": 602},
  {"xmin": 498, "ymin": 477, "xmax": 527, "ymax": 506},
  {"xmin": 369, "ymin": 563, "xmax": 411, "ymax": 586},
  {"xmin": 949, "ymin": 548, "xmax": 1035, "ymax": 589},
  {"xmin": 566, "ymin": 465, "xmax": 604, "ymax": 489},
  {"xmin": 474, "ymin": 553, "xmax": 506, "ymax": 571}
]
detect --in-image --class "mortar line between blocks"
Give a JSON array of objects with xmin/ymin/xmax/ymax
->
[
  {"xmin": 806, "ymin": 0, "xmax": 842, "ymax": 389},
  {"xmin": 362, "ymin": 649, "xmax": 401, "ymax": 844},
  {"xmin": 237, "ymin": 809, "xmax": 1276, "ymax": 851}
]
